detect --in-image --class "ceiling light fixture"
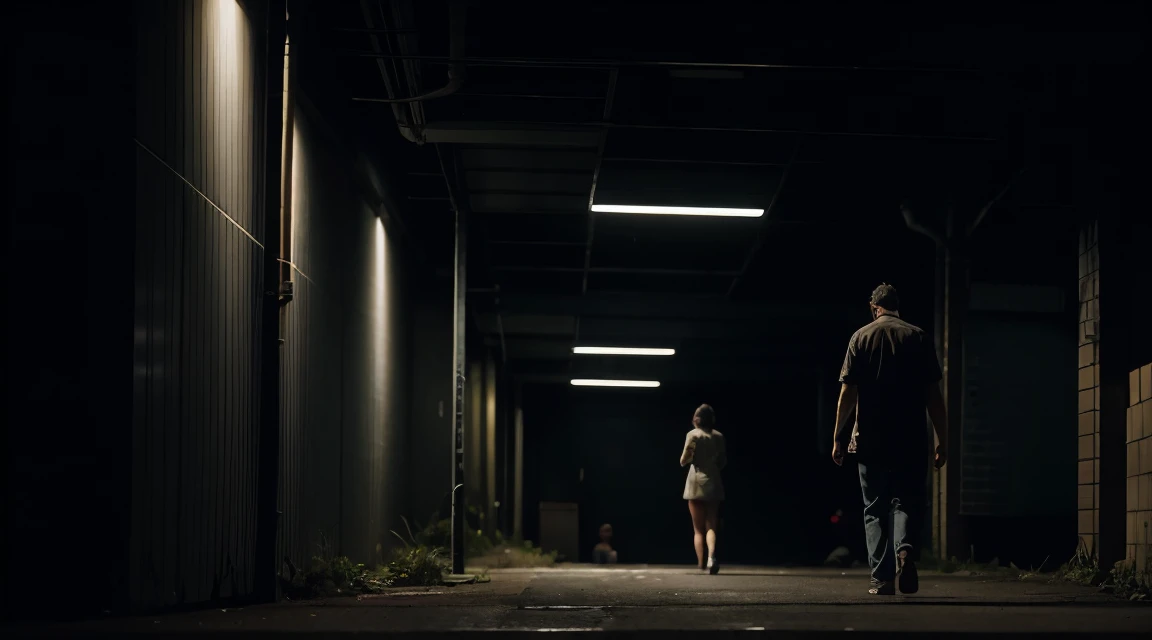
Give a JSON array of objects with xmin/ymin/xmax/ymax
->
[
  {"xmin": 570, "ymin": 379, "xmax": 661, "ymax": 388},
  {"xmin": 590, "ymin": 204, "xmax": 764, "ymax": 218},
  {"xmin": 573, "ymin": 346, "xmax": 676, "ymax": 356}
]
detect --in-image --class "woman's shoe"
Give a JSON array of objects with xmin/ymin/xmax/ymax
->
[{"xmin": 707, "ymin": 557, "xmax": 720, "ymax": 575}]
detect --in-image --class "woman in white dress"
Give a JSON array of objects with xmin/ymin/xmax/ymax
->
[{"xmin": 680, "ymin": 404, "xmax": 727, "ymax": 574}]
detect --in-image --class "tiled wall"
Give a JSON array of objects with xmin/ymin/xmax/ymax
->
[
  {"xmin": 1077, "ymin": 221, "xmax": 1101, "ymax": 555},
  {"xmin": 1128, "ymin": 364, "xmax": 1152, "ymax": 566}
]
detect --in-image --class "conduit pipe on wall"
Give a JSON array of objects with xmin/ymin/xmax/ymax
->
[{"xmin": 278, "ymin": 27, "xmax": 296, "ymax": 305}]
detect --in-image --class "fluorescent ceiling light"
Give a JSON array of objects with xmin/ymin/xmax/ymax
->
[
  {"xmin": 571, "ymin": 379, "xmax": 661, "ymax": 388},
  {"xmin": 573, "ymin": 346, "xmax": 676, "ymax": 356},
  {"xmin": 590, "ymin": 204, "xmax": 764, "ymax": 217}
]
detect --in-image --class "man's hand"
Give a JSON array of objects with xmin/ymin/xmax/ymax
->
[
  {"xmin": 832, "ymin": 441, "xmax": 845, "ymax": 466},
  {"xmin": 934, "ymin": 444, "xmax": 948, "ymax": 469}
]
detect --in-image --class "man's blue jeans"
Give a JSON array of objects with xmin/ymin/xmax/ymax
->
[{"xmin": 858, "ymin": 460, "xmax": 927, "ymax": 584}]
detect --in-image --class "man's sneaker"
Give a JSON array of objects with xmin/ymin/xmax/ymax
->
[
  {"xmin": 896, "ymin": 549, "xmax": 919, "ymax": 594},
  {"xmin": 868, "ymin": 581, "xmax": 895, "ymax": 595}
]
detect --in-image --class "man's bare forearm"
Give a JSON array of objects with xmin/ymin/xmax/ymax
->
[
  {"xmin": 926, "ymin": 382, "xmax": 949, "ymax": 446},
  {"xmin": 833, "ymin": 383, "xmax": 858, "ymax": 445}
]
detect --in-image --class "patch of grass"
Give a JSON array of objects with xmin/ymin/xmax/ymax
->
[
  {"xmin": 1055, "ymin": 539, "xmax": 1101, "ymax": 586},
  {"xmin": 385, "ymin": 545, "xmax": 447, "ymax": 587},
  {"xmin": 918, "ymin": 553, "xmax": 1046, "ymax": 579},
  {"xmin": 281, "ymin": 555, "xmax": 369, "ymax": 599},
  {"xmin": 468, "ymin": 539, "xmax": 559, "ymax": 570},
  {"xmin": 281, "ymin": 521, "xmax": 453, "ymax": 599},
  {"xmin": 388, "ymin": 516, "xmax": 449, "ymax": 587},
  {"xmin": 1104, "ymin": 522, "xmax": 1151, "ymax": 601}
]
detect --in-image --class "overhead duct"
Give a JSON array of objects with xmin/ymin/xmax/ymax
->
[{"xmin": 359, "ymin": 0, "xmax": 467, "ymax": 143}]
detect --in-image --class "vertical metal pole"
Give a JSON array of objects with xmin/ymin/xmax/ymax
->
[
  {"xmin": 485, "ymin": 354, "xmax": 498, "ymax": 538},
  {"xmin": 942, "ymin": 212, "xmax": 968, "ymax": 561},
  {"xmin": 450, "ymin": 161, "xmax": 468, "ymax": 576},
  {"xmin": 513, "ymin": 382, "xmax": 524, "ymax": 541},
  {"xmin": 930, "ymin": 242, "xmax": 945, "ymax": 557},
  {"xmin": 255, "ymin": 0, "xmax": 287, "ymax": 604}
]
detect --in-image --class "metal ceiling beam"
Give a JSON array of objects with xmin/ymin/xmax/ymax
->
[
  {"xmin": 487, "ymin": 318, "xmax": 825, "ymax": 342},
  {"xmin": 471, "ymin": 292, "xmax": 857, "ymax": 322},
  {"xmin": 453, "ymin": 92, "xmax": 607, "ymax": 100},
  {"xmin": 601, "ymin": 156, "xmax": 800, "ymax": 168},
  {"xmin": 336, "ymin": 51, "xmax": 981, "ymax": 75},
  {"xmin": 490, "ymin": 240, "xmax": 586, "ymax": 247},
  {"xmin": 465, "ymin": 167, "xmax": 592, "ymax": 176},
  {"xmin": 423, "ymin": 122, "xmax": 601, "ymax": 147},
  {"xmin": 508, "ymin": 359, "xmax": 824, "ymax": 384},
  {"xmin": 470, "ymin": 189, "xmax": 590, "ymax": 197},
  {"xmin": 424, "ymin": 120, "xmax": 997, "ymax": 143},
  {"xmin": 492, "ymin": 266, "xmax": 740, "ymax": 277}
]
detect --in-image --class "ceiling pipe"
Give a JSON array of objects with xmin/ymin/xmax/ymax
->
[
  {"xmin": 966, "ymin": 168, "xmax": 1026, "ymax": 237},
  {"xmin": 359, "ymin": 0, "xmax": 419, "ymax": 142},
  {"xmin": 901, "ymin": 201, "xmax": 946, "ymax": 246},
  {"xmin": 355, "ymin": 1, "xmax": 467, "ymax": 107}
]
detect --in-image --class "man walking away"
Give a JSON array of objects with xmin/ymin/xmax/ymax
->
[{"xmin": 832, "ymin": 283, "xmax": 948, "ymax": 596}]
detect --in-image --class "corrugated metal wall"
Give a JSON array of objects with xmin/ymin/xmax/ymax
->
[
  {"xmin": 131, "ymin": 0, "xmax": 266, "ymax": 608},
  {"xmin": 278, "ymin": 97, "xmax": 412, "ymax": 573}
]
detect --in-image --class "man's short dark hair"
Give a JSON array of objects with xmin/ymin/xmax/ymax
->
[{"xmin": 870, "ymin": 283, "xmax": 900, "ymax": 310}]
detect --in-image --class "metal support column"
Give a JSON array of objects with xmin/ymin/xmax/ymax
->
[
  {"xmin": 450, "ymin": 158, "xmax": 468, "ymax": 576},
  {"xmin": 255, "ymin": 0, "xmax": 287, "ymax": 604}
]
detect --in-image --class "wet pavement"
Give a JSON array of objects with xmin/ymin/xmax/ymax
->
[{"xmin": 9, "ymin": 565, "xmax": 1152, "ymax": 637}]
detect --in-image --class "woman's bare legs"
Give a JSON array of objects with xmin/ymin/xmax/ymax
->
[
  {"xmin": 705, "ymin": 501, "xmax": 720, "ymax": 572},
  {"xmin": 688, "ymin": 500, "xmax": 708, "ymax": 569}
]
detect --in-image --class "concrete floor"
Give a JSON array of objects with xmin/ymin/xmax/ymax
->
[{"xmin": 10, "ymin": 566, "xmax": 1152, "ymax": 638}]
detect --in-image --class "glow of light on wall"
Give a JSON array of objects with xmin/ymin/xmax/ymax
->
[
  {"xmin": 570, "ymin": 379, "xmax": 661, "ymax": 388},
  {"xmin": 290, "ymin": 121, "xmax": 302, "ymax": 257},
  {"xmin": 212, "ymin": 0, "xmax": 245, "ymax": 151},
  {"xmin": 376, "ymin": 217, "xmax": 389, "ymax": 414},
  {"xmin": 573, "ymin": 346, "xmax": 675, "ymax": 356},
  {"xmin": 590, "ymin": 204, "xmax": 764, "ymax": 217}
]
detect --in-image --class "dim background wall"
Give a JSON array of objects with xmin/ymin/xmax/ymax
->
[
  {"xmin": 4, "ymin": 0, "xmax": 136, "ymax": 621},
  {"xmin": 407, "ymin": 283, "xmax": 455, "ymax": 528},
  {"xmin": 521, "ymin": 379, "xmax": 842, "ymax": 565},
  {"xmin": 960, "ymin": 212, "xmax": 1078, "ymax": 568}
]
